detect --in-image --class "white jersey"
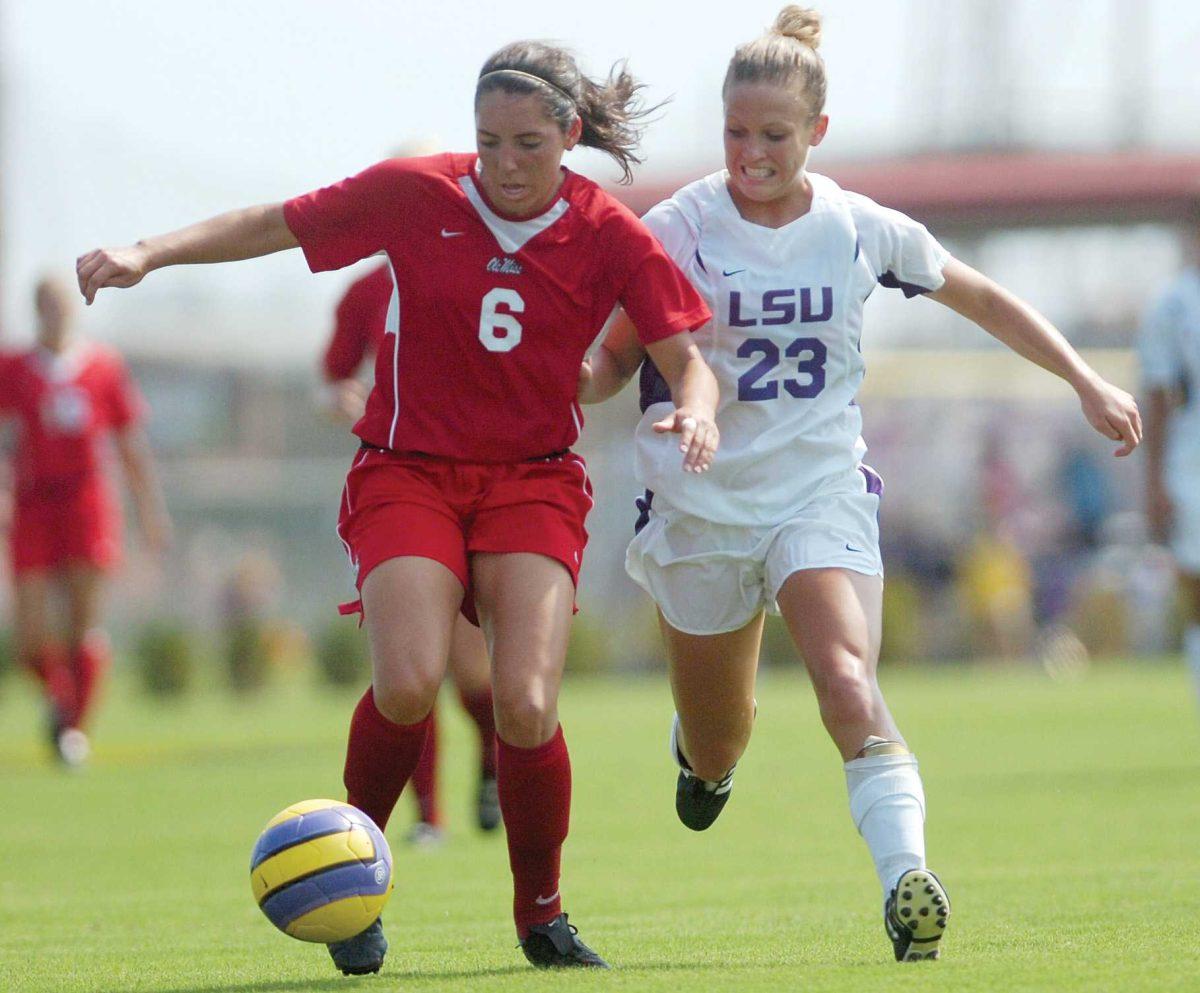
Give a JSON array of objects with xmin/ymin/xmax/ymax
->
[
  {"xmin": 633, "ymin": 170, "xmax": 950, "ymax": 526},
  {"xmin": 1138, "ymin": 267, "xmax": 1200, "ymax": 482}
]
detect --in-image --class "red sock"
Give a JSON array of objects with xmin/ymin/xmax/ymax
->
[
  {"xmin": 458, "ymin": 687, "xmax": 497, "ymax": 778},
  {"xmin": 66, "ymin": 634, "xmax": 111, "ymax": 730},
  {"xmin": 343, "ymin": 688, "xmax": 432, "ymax": 832},
  {"xmin": 25, "ymin": 645, "xmax": 74, "ymax": 722},
  {"xmin": 497, "ymin": 725, "xmax": 571, "ymax": 938},
  {"xmin": 409, "ymin": 705, "xmax": 441, "ymax": 826}
]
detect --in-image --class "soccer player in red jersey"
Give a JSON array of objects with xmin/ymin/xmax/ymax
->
[
  {"xmin": 0, "ymin": 276, "xmax": 171, "ymax": 766},
  {"xmin": 321, "ymin": 260, "xmax": 501, "ymax": 844},
  {"xmin": 77, "ymin": 40, "xmax": 718, "ymax": 973}
]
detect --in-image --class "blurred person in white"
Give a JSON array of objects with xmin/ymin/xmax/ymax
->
[
  {"xmin": 0, "ymin": 277, "xmax": 171, "ymax": 766},
  {"xmin": 1139, "ymin": 220, "xmax": 1200, "ymax": 708},
  {"xmin": 580, "ymin": 5, "xmax": 1141, "ymax": 962}
]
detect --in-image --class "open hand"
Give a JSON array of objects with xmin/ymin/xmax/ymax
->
[{"xmin": 652, "ymin": 408, "xmax": 719, "ymax": 472}]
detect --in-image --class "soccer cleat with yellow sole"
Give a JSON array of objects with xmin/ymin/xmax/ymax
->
[{"xmin": 884, "ymin": 868, "xmax": 950, "ymax": 961}]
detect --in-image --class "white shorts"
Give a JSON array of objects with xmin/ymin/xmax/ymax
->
[
  {"xmin": 1167, "ymin": 470, "xmax": 1200, "ymax": 573},
  {"xmin": 626, "ymin": 465, "xmax": 884, "ymax": 635}
]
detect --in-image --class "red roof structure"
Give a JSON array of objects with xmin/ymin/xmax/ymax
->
[{"xmin": 614, "ymin": 152, "xmax": 1200, "ymax": 230}]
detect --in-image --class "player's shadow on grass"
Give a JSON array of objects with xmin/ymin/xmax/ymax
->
[
  {"xmin": 152, "ymin": 967, "xmax": 534, "ymax": 993},
  {"xmin": 153, "ymin": 961, "xmax": 709, "ymax": 993}
]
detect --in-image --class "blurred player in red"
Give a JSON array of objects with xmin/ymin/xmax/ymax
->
[
  {"xmin": 77, "ymin": 39, "xmax": 717, "ymax": 973},
  {"xmin": 321, "ymin": 259, "xmax": 500, "ymax": 844},
  {"xmin": 0, "ymin": 276, "xmax": 170, "ymax": 766}
]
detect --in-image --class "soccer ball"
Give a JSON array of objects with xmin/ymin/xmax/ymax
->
[{"xmin": 250, "ymin": 799, "xmax": 393, "ymax": 943}]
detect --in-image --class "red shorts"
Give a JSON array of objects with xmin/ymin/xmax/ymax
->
[
  {"xmin": 10, "ymin": 483, "xmax": 122, "ymax": 575},
  {"xmin": 336, "ymin": 447, "xmax": 594, "ymax": 624}
]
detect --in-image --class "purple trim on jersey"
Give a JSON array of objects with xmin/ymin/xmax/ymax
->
[
  {"xmin": 853, "ymin": 237, "xmax": 861, "ymax": 262},
  {"xmin": 693, "ymin": 248, "xmax": 708, "ymax": 274},
  {"xmin": 634, "ymin": 489, "xmax": 655, "ymax": 534},
  {"xmin": 638, "ymin": 357, "xmax": 672, "ymax": 414},
  {"xmin": 878, "ymin": 271, "xmax": 933, "ymax": 299},
  {"xmin": 859, "ymin": 464, "xmax": 884, "ymax": 498}
]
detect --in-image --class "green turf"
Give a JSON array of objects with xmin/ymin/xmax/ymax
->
[{"xmin": 1, "ymin": 659, "xmax": 1198, "ymax": 992}]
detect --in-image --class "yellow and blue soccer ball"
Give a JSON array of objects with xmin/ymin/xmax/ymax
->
[{"xmin": 250, "ymin": 799, "xmax": 393, "ymax": 943}]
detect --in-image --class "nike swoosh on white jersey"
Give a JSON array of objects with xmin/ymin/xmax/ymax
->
[{"xmin": 441, "ymin": 228, "xmax": 465, "ymax": 237}]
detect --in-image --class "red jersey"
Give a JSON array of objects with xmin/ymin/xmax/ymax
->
[
  {"xmin": 284, "ymin": 153, "xmax": 710, "ymax": 462},
  {"xmin": 0, "ymin": 343, "xmax": 144, "ymax": 500},
  {"xmin": 322, "ymin": 263, "xmax": 391, "ymax": 381}
]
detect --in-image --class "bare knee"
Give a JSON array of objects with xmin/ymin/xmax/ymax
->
[
  {"xmin": 371, "ymin": 653, "xmax": 443, "ymax": 725},
  {"xmin": 494, "ymin": 683, "xmax": 557, "ymax": 748},
  {"xmin": 810, "ymin": 648, "xmax": 876, "ymax": 732}
]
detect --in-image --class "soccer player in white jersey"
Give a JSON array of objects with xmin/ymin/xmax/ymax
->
[
  {"xmin": 581, "ymin": 4, "xmax": 1141, "ymax": 963},
  {"xmin": 1139, "ymin": 224, "xmax": 1200, "ymax": 713},
  {"xmin": 78, "ymin": 40, "xmax": 718, "ymax": 975}
]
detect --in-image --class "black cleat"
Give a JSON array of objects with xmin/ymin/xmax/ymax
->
[
  {"xmin": 670, "ymin": 714, "xmax": 734, "ymax": 831},
  {"xmin": 327, "ymin": 917, "xmax": 387, "ymax": 975},
  {"xmin": 884, "ymin": 868, "xmax": 950, "ymax": 962},
  {"xmin": 477, "ymin": 774, "xmax": 501, "ymax": 832},
  {"xmin": 520, "ymin": 914, "xmax": 609, "ymax": 969},
  {"xmin": 675, "ymin": 769, "xmax": 735, "ymax": 831}
]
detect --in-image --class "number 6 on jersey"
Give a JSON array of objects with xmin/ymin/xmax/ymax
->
[{"xmin": 479, "ymin": 288, "xmax": 524, "ymax": 353}]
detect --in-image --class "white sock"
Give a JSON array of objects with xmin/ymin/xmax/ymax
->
[
  {"xmin": 1186, "ymin": 625, "xmax": 1200, "ymax": 712},
  {"xmin": 845, "ymin": 752, "xmax": 927, "ymax": 898}
]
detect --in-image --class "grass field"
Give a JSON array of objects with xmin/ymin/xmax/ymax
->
[{"xmin": 1, "ymin": 658, "xmax": 1199, "ymax": 993}]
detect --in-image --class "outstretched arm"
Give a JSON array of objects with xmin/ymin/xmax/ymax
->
[
  {"xmin": 929, "ymin": 258, "xmax": 1142, "ymax": 457},
  {"xmin": 76, "ymin": 203, "xmax": 297, "ymax": 304}
]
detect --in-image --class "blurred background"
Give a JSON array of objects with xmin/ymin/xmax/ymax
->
[{"xmin": 1, "ymin": 0, "xmax": 1198, "ymax": 687}]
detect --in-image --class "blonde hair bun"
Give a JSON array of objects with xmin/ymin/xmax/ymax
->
[
  {"xmin": 772, "ymin": 5, "xmax": 822, "ymax": 50},
  {"xmin": 724, "ymin": 4, "xmax": 827, "ymax": 114}
]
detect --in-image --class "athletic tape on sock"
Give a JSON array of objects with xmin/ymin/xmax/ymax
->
[{"xmin": 857, "ymin": 735, "xmax": 909, "ymax": 758}]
